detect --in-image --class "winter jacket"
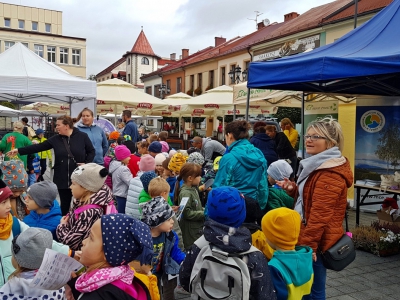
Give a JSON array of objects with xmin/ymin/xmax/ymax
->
[
  {"xmin": 0, "ymin": 218, "xmax": 69, "ymax": 287},
  {"xmin": 77, "ymin": 123, "xmax": 108, "ymax": 165},
  {"xmin": 267, "ymin": 186, "xmax": 295, "ymax": 212},
  {"xmin": 138, "ymin": 190, "xmax": 174, "ymax": 208},
  {"xmin": 274, "ymin": 132, "xmax": 296, "ymax": 159},
  {"xmin": 166, "ymin": 176, "xmax": 178, "ymax": 200},
  {"xmin": 109, "ymin": 160, "xmax": 133, "ymax": 198},
  {"xmin": 288, "ymin": 158, "xmax": 353, "ymax": 252},
  {"xmin": 18, "ymin": 128, "xmax": 95, "ymax": 189},
  {"xmin": 153, "ymin": 231, "xmax": 185, "ymax": 277},
  {"xmin": 199, "ymin": 137, "xmax": 226, "ymax": 162},
  {"xmin": 123, "ymin": 120, "xmax": 139, "ymax": 143},
  {"xmin": 0, "ymin": 270, "xmax": 65, "ymax": 298},
  {"xmin": 283, "ymin": 127, "xmax": 299, "ymax": 149},
  {"xmin": 268, "ymin": 246, "xmax": 313, "ymax": 300},
  {"xmin": 179, "ymin": 219, "xmax": 276, "ymax": 300},
  {"xmin": 32, "ymin": 136, "xmax": 52, "ymax": 160},
  {"xmin": 177, "ymin": 184, "xmax": 204, "ymax": 249},
  {"xmin": 56, "ymin": 185, "xmax": 113, "ymax": 250},
  {"xmin": 104, "ymin": 156, "xmax": 113, "ymax": 190},
  {"xmin": 250, "ymin": 133, "xmax": 278, "ymax": 166},
  {"xmin": 0, "ymin": 132, "xmax": 32, "ymax": 168},
  {"xmin": 126, "ymin": 176, "xmax": 143, "ymax": 219},
  {"xmin": 213, "ymin": 138, "xmax": 269, "ymax": 210},
  {"xmin": 243, "ymin": 223, "xmax": 274, "ymax": 260},
  {"xmin": 23, "ymin": 200, "xmax": 62, "ymax": 239},
  {"xmin": 128, "ymin": 154, "xmax": 141, "ymax": 177}
]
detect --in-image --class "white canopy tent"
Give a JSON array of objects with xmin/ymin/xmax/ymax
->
[
  {"xmin": 0, "ymin": 105, "xmax": 21, "ymax": 117},
  {"xmin": 0, "ymin": 43, "xmax": 96, "ymax": 115}
]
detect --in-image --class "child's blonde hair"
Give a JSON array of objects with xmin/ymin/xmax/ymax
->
[
  {"xmin": 148, "ymin": 177, "xmax": 170, "ymax": 198},
  {"xmin": 79, "ymin": 189, "xmax": 94, "ymax": 205},
  {"xmin": 8, "ymin": 266, "xmax": 32, "ymax": 280}
]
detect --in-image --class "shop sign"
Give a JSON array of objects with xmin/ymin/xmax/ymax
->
[
  {"xmin": 227, "ymin": 110, "xmax": 240, "ymax": 115},
  {"xmin": 169, "ymin": 105, "xmax": 181, "ymax": 111},
  {"xmin": 137, "ymin": 103, "xmax": 153, "ymax": 109},
  {"xmin": 97, "ymin": 100, "xmax": 106, "ymax": 104},
  {"xmin": 60, "ymin": 106, "xmax": 70, "ymax": 110},
  {"xmin": 193, "ymin": 109, "xmax": 204, "ymax": 114},
  {"xmin": 204, "ymin": 104, "xmax": 219, "ymax": 109},
  {"xmin": 234, "ymin": 87, "xmax": 271, "ymax": 102},
  {"xmin": 162, "ymin": 111, "xmax": 172, "ymax": 116}
]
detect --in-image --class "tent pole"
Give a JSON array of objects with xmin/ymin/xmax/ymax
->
[
  {"xmin": 301, "ymin": 92, "xmax": 306, "ymax": 159},
  {"xmin": 233, "ymin": 105, "xmax": 236, "ymax": 120},
  {"xmin": 178, "ymin": 117, "xmax": 181, "ymax": 138},
  {"xmin": 222, "ymin": 114, "xmax": 225, "ymax": 141},
  {"xmin": 354, "ymin": 0, "xmax": 358, "ymax": 29},
  {"xmin": 114, "ymin": 104, "xmax": 117, "ymax": 127},
  {"xmin": 190, "ymin": 116, "xmax": 193, "ymax": 137},
  {"xmin": 245, "ymin": 88, "xmax": 251, "ymax": 121}
]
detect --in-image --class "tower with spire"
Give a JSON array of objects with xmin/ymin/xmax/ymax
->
[{"xmin": 123, "ymin": 28, "xmax": 160, "ymax": 88}]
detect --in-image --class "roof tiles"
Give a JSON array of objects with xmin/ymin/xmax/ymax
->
[{"xmin": 130, "ymin": 30, "xmax": 157, "ymax": 56}]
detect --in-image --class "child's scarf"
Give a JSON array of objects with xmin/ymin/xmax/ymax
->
[{"xmin": 0, "ymin": 214, "xmax": 13, "ymax": 240}]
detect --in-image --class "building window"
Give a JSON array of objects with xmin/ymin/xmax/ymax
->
[
  {"xmin": 18, "ymin": 20, "xmax": 24, "ymax": 30},
  {"xmin": 47, "ymin": 46, "xmax": 56, "ymax": 63},
  {"xmin": 221, "ymin": 67, "xmax": 226, "ymax": 85},
  {"xmin": 34, "ymin": 44, "xmax": 44, "ymax": 58},
  {"xmin": 128, "ymin": 74, "xmax": 131, "ymax": 83},
  {"xmin": 22, "ymin": 43, "xmax": 29, "ymax": 48},
  {"xmin": 154, "ymin": 84, "xmax": 161, "ymax": 98},
  {"xmin": 60, "ymin": 48, "xmax": 68, "ymax": 64},
  {"xmin": 166, "ymin": 80, "xmax": 171, "ymax": 91},
  {"xmin": 209, "ymin": 70, "xmax": 214, "ymax": 89},
  {"xmin": 147, "ymin": 119, "xmax": 154, "ymax": 126},
  {"xmin": 4, "ymin": 18, "xmax": 10, "ymax": 27},
  {"xmin": 141, "ymin": 57, "xmax": 149, "ymax": 65},
  {"xmin": 198, "ymin": 73, "xmax": 202, "ymax": 89},
  {"xmin": 145, "ymin": 86, "xmax": 152, "ymax": 95},
  {"xmin": 127, "ymin": 58, "xmax": 130, "ymax": 65},
  {"xmin": 5, "ymin": 41, "xmax": 15, "ymax": 50},
  {"xmin": 72, "ymin": 49, "xmax": 81, "ymax": 65},
  {"xmin": 245, "ymin": 61, "xmax": 250, "ymax": 71},
  {"xmin": 177, "ymin": 77, "xmax": 182, "ymax": 93},
  {"xmin": 32, "ymin": 22, "xmax": 38, "ymax": 31},
  {"xmin": 190, "ymin": 75, "xmax": 194, "ymax": 90},
  {"xmin": 45, "ymin": 23, "xmax": 51, "ymax": 33}
]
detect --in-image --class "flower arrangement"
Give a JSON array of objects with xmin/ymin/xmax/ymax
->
[
  {"xmin": 194, "ymin": 87, "xmax": 202, "ymax": 96},
  {"xmin": 186, "ymin": 89, "xmax": 194, "ymax": 96},
  {"xmin": 352, "ymin": 221, "xmax": 400, "ymax": 256}
]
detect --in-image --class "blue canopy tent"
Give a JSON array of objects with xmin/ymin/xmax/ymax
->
[{"xmin": 247, "ymin": 0, "xmax": 400, "ymax": 96}]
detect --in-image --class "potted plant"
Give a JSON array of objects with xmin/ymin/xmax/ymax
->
[
  {"xmin": 186, "ymin": 88, "xmax": 194, "ymax": 96},
  {"xmin": 194, "ymin": 86, "xmax": 202, "ymax": 96}
]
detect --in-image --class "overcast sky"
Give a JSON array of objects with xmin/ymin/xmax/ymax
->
[{"xmin": 7, "ymin": 0, "xmax": 335, "ymax": 77}]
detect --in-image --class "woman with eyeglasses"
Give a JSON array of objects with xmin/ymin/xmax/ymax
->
[{"xmin": 277, "ymin": 117, "xmax": 353, "ymax": 300}]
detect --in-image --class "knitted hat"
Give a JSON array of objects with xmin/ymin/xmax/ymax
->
[
  {"xmin": 148, "ymin": 142, "xmax": 162, "ymax": 154},
  {"xmin": 213, "ymin": 156, "xmax": 222, "ymax": 170},
  {"xmin": 155, "ymin": 153, "xmax": 166, "ymax": 166},
  {"xmin": 168, "ymin": 150, "xmax": 177, "ymax": 158},
  {"xmin": 2, "ymin": 160, "xmax": 28, "ymax": 190},
  {"xmin": 141, "ymin": 196, "xmax": 174, "ymax": 228},
  {"xmin": 160, "ymin": 141, "xmax": 169, "ymax": 153},
  {"xmin": 12, "ymin": 228, "xmax": 53, "ymax": 269},
  {"xmin": 187, "ymin": 152, "xmax": 205, "ymax": 166},
  {"xmin": 168, "ymin": 153, "xmax": 187, "ymax": 174},
  {"xmin": 207, "ymin": 186, "xmax": 246, "ymax": 228},
  {"xmin": 71, "ymin": 163, "xmax": 108, "ymax": 192},
  {"xmin": 140, "ymin": 171, "xmax": 157, "ymax": 193},
  {"xmin": 262, "ymin": 207, "xmax": 301, "ymax": 250},
  {"xmin": 109, "ymin": 131, "xmax": 120, "ymax": 140},
  {"xmin": 115, "ymin": 145, "xmax": 131, "ymax": 161},
  {"xmin": 123, "ymin": 135, "xmax": 132, "ymax": 141},
  {"xmin": 101, "ymin": 214, "xmax": 153, "ymax": 267},
  {"xmin": 139, "ymin": 154, "xmax": 156, "ymax": 172},
  {"xmin": 0, "ymin": 179, "xmax": 12, "ymax": 203},
  {"xmin": 27, "ymin": 181, "xmax": 58, "ymax": 208},
  {"xmin": 35, "ymin": 128, "xmax": 44, "ymax": 135},
  {"xmin": 267, "ymin": 160, "xmax": 293, "ymax": 181},
  {"xmin": 124, "ymin": 140, "xmax": 136, "ymax": 154}
]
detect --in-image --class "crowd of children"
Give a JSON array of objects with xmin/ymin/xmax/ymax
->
[{"xmin": 0, "ymin": 125, "xmax": 316, "ymax": 300}]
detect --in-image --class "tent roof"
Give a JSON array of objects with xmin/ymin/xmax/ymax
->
[
  {"xmin": 247, "ymin": 0, "xmax": 400, "ymax": 96},
  {"xmin": 0, "ymin": 43, "xmax": 96, "ymax": 103}
]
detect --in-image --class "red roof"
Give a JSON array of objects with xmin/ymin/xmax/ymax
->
[
  {"xmin": 96, "ymin": 57, "xmax": 125, "ymax": 77},
  {"xmin": 130, "ymin": 30, "xmax": 157, "ymax": 56}
]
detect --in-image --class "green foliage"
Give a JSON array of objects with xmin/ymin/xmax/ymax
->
[
  {"xmin": 375, "ymin": 124, "xmax": 400, "ymax": 173},
  {"xmin": 271, "ymin": 107, "xmax": 301, "ymax": 124},
  {"xmin": 0, "ymin": 102, "xmax": 15, "ymax": 109},
  {"xmin": 87, "ymin": 74, "xmax": 97, "ymax": 81}
]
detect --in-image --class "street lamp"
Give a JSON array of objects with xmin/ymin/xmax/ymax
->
[
  {"xmin": 228, "ymin": 66, "xmax": 248, "ymax": 84},
  {"xmin": 158, "ymin": 84, "xmax": 170, "ymax": 99}
]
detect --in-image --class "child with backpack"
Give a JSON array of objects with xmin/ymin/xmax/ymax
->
[
  {"xmin": 266, "ymin": 160, "xmax": 295, "ymax": 212},
  {"xmin": 23, "ymin": 180, "xmax": 62, "ymax": 239},
  {"xmin": 109, "ymin": 145, "xmax": 133, "ymax": 214},
  {"xmin": 56, "ymin": 163, "xmax": 113, "ymax": 250},
  {"xmin": 0, "ymin": 179, "xmax": 72, "ymax": 288},
  {"xmin": 126, "ymin": 154, "xmax": 156, "ymax": 219},
  {"xmin": 0, "ymin": 227, "xmax": 65, "ymax": 298},
  {"xmin": 179, "ymin": 186, "xmax": 276, "ymax": 299},
  {"xmin": 67, "ymin": 214, "xmax": 155, "ymax": 300},
  {"xmin": 174, "ymin": 162, "xmax": 204, "ymax": 249},
  {"xmin": 262, "ymin": 207, "xmax": 313, "ymax": 300},
  {"xmin": 141, "ymin": 195, "xmax": 186, "ymax": 299}
]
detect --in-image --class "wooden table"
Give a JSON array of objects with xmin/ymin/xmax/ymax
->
[{"xmin": 354, "ymin": 184, "xmax": 400, "ymax": 226}]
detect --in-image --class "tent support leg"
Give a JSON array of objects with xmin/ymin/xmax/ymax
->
[
  {"xmin": 245, "ymin": 88, "xmax": 251, "ymax": 121},
  {"xmin": 233, "ymin": 105, "xmax": 236, "ymax": 120},
  {"xmin": 178, "ymin": 117, "xmax": 181, "ymax": 138},
  {"xmin": 114, "ymin": 104, "xmax": 117, "ymax": 127},
  {"xmin": 301, "ymin": 92, "xmax": 306, "ymax": 159}
]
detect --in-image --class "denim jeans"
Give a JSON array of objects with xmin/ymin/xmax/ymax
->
[
  {"xmin": 310, "ymin": 253, "xmax": 327, "ymax": 300},
  {"xmin": 115, "ymin": 196, "xmax": 126, "ymax": 214},
  {"xmin": 28, "ymin": 173, "xmax": 36, "ymax": 187}
]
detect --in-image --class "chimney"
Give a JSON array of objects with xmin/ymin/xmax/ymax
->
[
  {"xmin": 170, "ymin": 53, "xmax": 176, "ymax": 60},
  {"xmin": 284, "ymin": 12, "xmax": 299, "ymax": 22},
  {"xmin": 215, "ymin": 37, "xmax": 226, "ymax": 47},
  {"xmin": 182, "ymin": 49, "xmax": 189, "ymax": 59},
  {"xmin": 257, "ymin": 22, "xmax": 265, "ymax": 30}
]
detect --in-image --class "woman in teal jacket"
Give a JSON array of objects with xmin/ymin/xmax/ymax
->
[{"xmin": 213, "ymin": 120, "xmax": 269, "ymax": 210}]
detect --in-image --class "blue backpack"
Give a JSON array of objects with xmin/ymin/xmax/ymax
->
[{"xmin": 12, "ymin": 216, "xmax": 21, "ymax": 237}]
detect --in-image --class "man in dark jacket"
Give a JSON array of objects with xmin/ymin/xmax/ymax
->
[
  {"xmin": 250, "ymin": 121, "xmax": 278, "ymax": 166},
  {"xmin": 122, "ymin": 110, "xmax": 139, "ymax": 143}
]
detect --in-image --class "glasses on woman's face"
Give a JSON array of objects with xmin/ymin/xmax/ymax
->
[{"xmin": 304, "ymin": 135, "xmax": 327, "ymax": 141}]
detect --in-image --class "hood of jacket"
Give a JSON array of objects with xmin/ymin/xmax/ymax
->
[
  {"xmin": 317, "ymin": 157, "xmax": 353, "ymax": 188},
  {"xmin": 203, "ymin": 219, "xmax": 252, "ymax": 253},
  {"xmin": 271, "ymin": 246, "xmax": 313, "ymax": 286},
  {"xmin": 108, "ymin": 159, "xmax": 121, "ymax": 174},
  {"xmin": 228, "ymin": 139, "xmax": 266, "ymax": 170},
  {"xmin": 88, "ymin": 185, "xmax": 113, "ymax": 206},
  {"xmin": 77, "ymin": 123, "xmax": 97, "ymax": 129},
  {"xmin": 27, "ymin": 200, "xmax": 61, "ymax": 220},
  {"xmin": 251, "ymin": 133, "xmax": 274, "ymax": 143}
]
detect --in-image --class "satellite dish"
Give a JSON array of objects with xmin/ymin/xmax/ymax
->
[{"xmin": 263, "ymin": 18, "xmax": 270, "ymax": 26}]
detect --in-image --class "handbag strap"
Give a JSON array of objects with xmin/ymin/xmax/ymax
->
[{"xmin": 62, "ymin": 137, "xmax": 77, "ymax": 164}]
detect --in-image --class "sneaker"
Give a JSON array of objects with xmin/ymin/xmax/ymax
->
[{"xmin": 175, "ymin": 285, "xmax": 190, "ymax": 295}]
